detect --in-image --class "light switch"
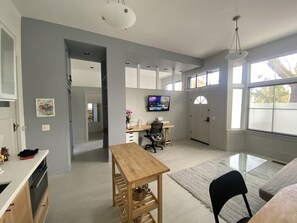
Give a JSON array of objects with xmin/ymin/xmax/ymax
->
[{"xmin": 42, "ymin": 124, "xmax": 50, "ymax": 131}]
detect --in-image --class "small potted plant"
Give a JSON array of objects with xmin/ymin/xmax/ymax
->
[{"xmin": 126, "ymin": 108, "xmax": 132, "ymax": 128}]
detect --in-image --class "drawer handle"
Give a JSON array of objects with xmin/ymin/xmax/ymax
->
[{"xmin": 31, "ymin": 168, "xmax": 48, "ymax": 188}]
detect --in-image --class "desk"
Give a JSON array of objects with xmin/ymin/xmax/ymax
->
[
  {"xmin": 126, "ymin": 124, "xmax": 174, "ymax": 146},
  {"xmin": 110, "ymin": 143, "xmax": 170, "ymax": 223},
  {"xmin": 248, "ymin": 183, "xmax": 297, "ymax": 223}
]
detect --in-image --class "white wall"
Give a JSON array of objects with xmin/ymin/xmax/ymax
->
[
  {"xmin": 126, "ymin": 88, "xmax": 188, "ymax": 143},
  {"xmin": 0, "ymin": 0, "xmax": 25, "ymax": 149}
]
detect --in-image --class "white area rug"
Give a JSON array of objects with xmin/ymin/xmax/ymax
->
[{"xmin": 168, "ymin": 155, "xmax": 283, "ymax": 223}]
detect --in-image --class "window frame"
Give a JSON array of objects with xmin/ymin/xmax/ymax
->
[
  {"xmin": 229, "ymin": 63, "xmax": 246, "ymax": 130},
  {"xmin": 166, "ymin": 81, "xmax": 182, "ymax": 91},
  {"xmin": 125, "ymin": 65, "xmax": 184, "ymax": 91},
  {"xmin": 186, "ymin": 67, "xmax": 220, "ymax": 90},
  {"xmin": 247, "ymin": 52, "xmax": 297, "ymax": 137}
]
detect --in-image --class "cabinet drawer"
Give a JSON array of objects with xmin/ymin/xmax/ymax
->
[{"xmin": 126, "ymin": 132, "xmax": 139, "ymax": 144}]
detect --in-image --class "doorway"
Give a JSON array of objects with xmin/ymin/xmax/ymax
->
[
  {"xmin": 0, "ymin": 101, "xmax": 18, "ymax": 155},
  {"xmin": 86, "ymin": 91, "xmax": 103, "ymax": 141},
  {"xmin": 70, "ymin": 59, "xmax": 103, "ymax": 154},
  {"xmin": 189, "ymin": 92, "xmax": 210, "ymax": 144},
  {"xmin": 65, "ymin": 39, "xmax": 107, "ymax": 161}
]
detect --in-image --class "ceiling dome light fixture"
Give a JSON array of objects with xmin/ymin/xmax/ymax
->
[
  {"xmin": 225, "ymin": 15, "xmax": 248, "ymax": 62},
  {"xmin": 101, "ymin": 0, "xmax": 136, "ymax": 30}
]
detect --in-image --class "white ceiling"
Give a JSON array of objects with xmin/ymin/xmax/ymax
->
[
  {"xmin": 71, "ymin": 59, "xmax": 101, "ymax": 87},
  {"xmin": 11, "ymin": 0, "xmax": 297, "ymax": 59}
]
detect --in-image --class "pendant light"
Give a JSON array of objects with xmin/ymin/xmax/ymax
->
[
  {"xmin": 101, "ymin": 0, "xmax": 136, "ymax": 30},
  {"xmin": 225, "ymin": 15, "xmax": 248, "ymax": 62}
]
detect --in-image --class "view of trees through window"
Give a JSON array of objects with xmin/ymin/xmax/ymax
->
[
  {"xmin": 187, "ymin": 68, "xmax": 219, "ymax": 89},
  {"xmin": 249, "ymin": 53, "xmax": 297, "ymax": 136}
]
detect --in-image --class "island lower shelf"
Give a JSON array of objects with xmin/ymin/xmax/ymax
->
[{"xmin": 114, "ymin": 174, "xmax": 157, "ymax": 222}]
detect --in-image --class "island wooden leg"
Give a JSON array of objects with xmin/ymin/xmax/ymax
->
[
  {"xmin": 112, "ymin": 156, "xmax": 115, "ymax": 206},
  {"xmin": 127, "ymin": 183, "xmax": 133, "ymax": 223},
  {"xmin": 158, "ymin": 174, "xmax": 163, "ymax": 223}
]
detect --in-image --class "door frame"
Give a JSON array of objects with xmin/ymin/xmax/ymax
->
[
  {"xmin": 189, "ymin": 91, "xmax": 211, "ymax": 145},
  {"xmin": 85, "ymin": 90, "xmax": 102, "ymax": 141}
]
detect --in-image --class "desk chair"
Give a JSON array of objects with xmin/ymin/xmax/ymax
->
[
  {"xmin": 144, "ymin": 122, "xmax": 163, "ymax": 153},
  {"xmin": 209, "ymin": 170, "xmax": 253, "ymax": 223}
]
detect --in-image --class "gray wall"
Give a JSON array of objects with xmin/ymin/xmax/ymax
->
[
  {"xmin": 126, "ymin": 88, "xmax": 188, "ymax": 142},
  {"xmin": 21, "ymin": 18, "xmax": 201, "ymax": 175}
]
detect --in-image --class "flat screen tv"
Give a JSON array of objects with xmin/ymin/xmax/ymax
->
[{"xmin": 147, "ymin": 95, "xmax": 170, "ymax": 112}]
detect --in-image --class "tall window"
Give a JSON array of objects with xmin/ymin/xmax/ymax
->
[
  {"xmin": 187, "ymin": 68, "xmax": 220, "ymax": 90},
  {"xmin": 248, "ymin": 53, "xmax": 297, "ymax": 136},
  {"xmin": 231, "ymin": 65, "xmax": 244, "ymax": 129}
]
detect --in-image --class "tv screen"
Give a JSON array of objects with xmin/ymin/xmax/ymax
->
[{"xmin": 147, "ymin": 95, "xmax": 170, "ymax": 112}]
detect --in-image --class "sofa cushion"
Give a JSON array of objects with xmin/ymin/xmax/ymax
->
[{"xmin": 259, "ymin": 158, "xmax": 297, "ymax": 201}]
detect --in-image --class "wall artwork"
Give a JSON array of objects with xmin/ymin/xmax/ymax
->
[{"xmin": 36, "ymin": 98, "xmax": 55, "ymax": 117}]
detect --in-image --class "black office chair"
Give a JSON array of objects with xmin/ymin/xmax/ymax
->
[
  {"xmin": 209, "ymin": 170, "xmax": 253, "ymax": 223},
  {"xmin": 144, "ymin": 121, "xmax": 164, "ymax": 153}
]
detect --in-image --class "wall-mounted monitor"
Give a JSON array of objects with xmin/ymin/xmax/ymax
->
[{"xmin": 147, "ymin": 95, "xmax": 170, "ymax": 112}]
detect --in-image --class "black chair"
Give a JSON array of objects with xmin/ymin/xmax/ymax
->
[
  {"xmin": 144, "ymin": 122, "xmax": 164, "ymax": 153},
  {"xmin": 209, "ymin": 170, "xmax": 253, "ymax": 223}
]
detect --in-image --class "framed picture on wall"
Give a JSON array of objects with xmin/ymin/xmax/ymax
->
[{"xmin": 36, "ymin": 98, "xmax": 55, "ymax": 117}]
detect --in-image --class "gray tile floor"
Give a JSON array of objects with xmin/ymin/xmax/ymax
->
[{"xmin": 46, "ymin": 140, "xmax": 228, "ymax": 223}]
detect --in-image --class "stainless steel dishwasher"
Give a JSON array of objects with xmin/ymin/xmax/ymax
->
[{"xmin": 28, "ymin": 158, "xmax": 48, "ymax": 217}]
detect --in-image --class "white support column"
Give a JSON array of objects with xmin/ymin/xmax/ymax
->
[
  {"xmin": 172, "ymin": 68, "xmax": 175, "ymax": 91},
  {"xmin": 137, "ymin": 64, "xmax": 140, "ymax": 88},
  {"xmin": 156, "ymin": 67, "xmax": 160, "ymax": 90}
]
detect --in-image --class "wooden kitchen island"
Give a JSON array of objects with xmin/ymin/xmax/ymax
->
[{"xmin": 110, "ymin": 143, "xmax": 170, "ymax": 223}]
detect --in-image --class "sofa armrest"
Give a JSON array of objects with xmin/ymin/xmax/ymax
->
[{"xmin": 259, "ymin": 158, "xmax": 297, "ymax": 201}]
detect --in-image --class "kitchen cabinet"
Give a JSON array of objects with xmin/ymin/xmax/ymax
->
[
  {"xmin": 0, "ymin": 210, "xmax": 12, "ymax": 223},
  {"xmin": 3, "ymin": 182, "xmax": 33, "ymax": 223},
  {"xmin": 33, "ymin": 189, "xmax": 49, "ymax": 223},
  {"xmin": 0, "ymin": 22, "xmax": 17, "ymax": 100}
]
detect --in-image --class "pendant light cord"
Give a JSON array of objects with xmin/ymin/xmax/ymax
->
[
  {"xmin": 229, "ymin": 16, "xmax": 243, "ymax": 53},
  {"xmin": 235, "ymin": 19, "xmax": 242, "ymax": 53}
]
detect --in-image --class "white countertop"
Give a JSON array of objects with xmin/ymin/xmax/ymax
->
[{"xmin": 0, "ymin": 150, "xmax": 49, "ymax": 217}]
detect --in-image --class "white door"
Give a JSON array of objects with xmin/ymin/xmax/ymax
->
[
  {"xmin": 0, "ymin": 101, "xmax": 18, "ymax": 155},
  {"xmin": 189, "ymin": 92, "xmax": 210, "ymax": 144}
]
